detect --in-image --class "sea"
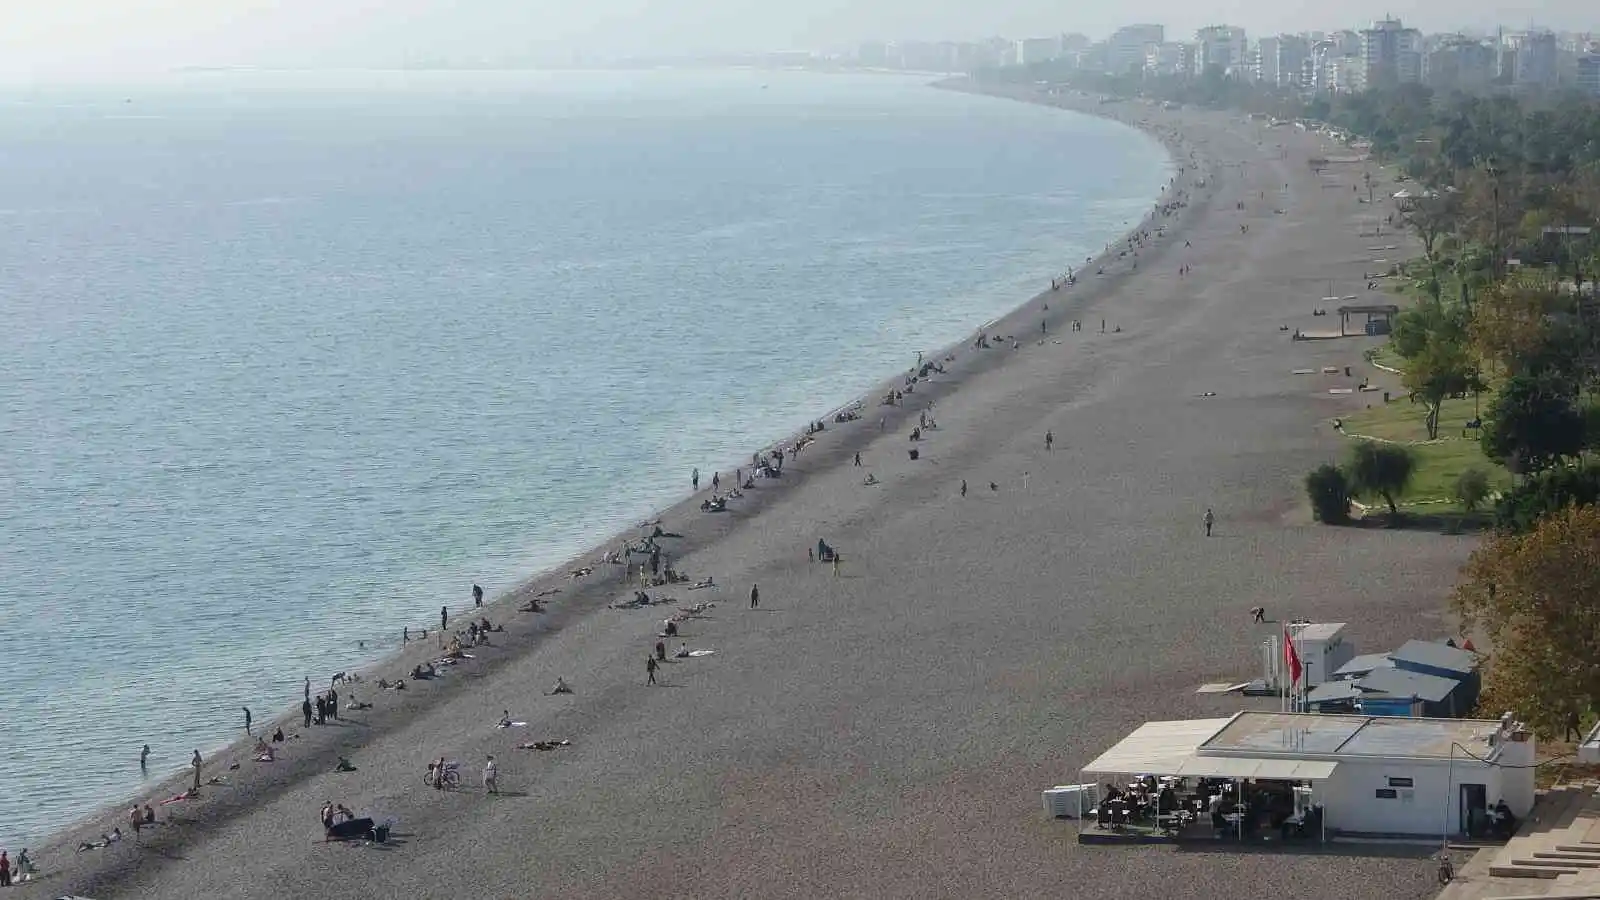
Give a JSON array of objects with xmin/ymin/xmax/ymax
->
[{"xmin": 0, "ymin": 68, "xmax": 1171, "ymax": 847}]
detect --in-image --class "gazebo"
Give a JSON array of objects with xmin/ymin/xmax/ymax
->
[{"xmin": 1337, "ymin": 304, "xmax": 1400, "ymax": 336}]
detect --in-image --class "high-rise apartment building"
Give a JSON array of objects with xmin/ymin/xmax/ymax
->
[
  {"xmin": 1360, "ymin": 18, "xmax": 1422, "ymax": 88},
  {"xmin": 1195, "ymin": 25, "xmax": 1247, "ymax": 75},
  {"xmin": 1578, "ymin": 53, "xmax": 1600, "ymax": 96},
  {"xmin": 1423, "ymin": 37, "xmax": 1496, "ymax": 90},
  {"xmin": 1107, "ymin": 24, "xmax": 1164, "ymax": 75},
  {"xmin": 1511, "ymin": 31, "xmax": 1559, "ymax": 88},
  {"xmin": 1253, "ymin": 35, "xmax": 1310, "ymax": 87},
  {"xmin": 1013, "ymin": 36, "xmax": 1061, "ymax": 66}
]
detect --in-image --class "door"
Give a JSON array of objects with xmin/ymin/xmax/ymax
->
[{"xmin": 1461, "ymin": 783, "xmax": 1488, "ymax": 837}]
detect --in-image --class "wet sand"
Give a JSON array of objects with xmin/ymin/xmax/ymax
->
[{"xmin": 39, "ymin": 87, "xmax": 1465, "ymax": 900}]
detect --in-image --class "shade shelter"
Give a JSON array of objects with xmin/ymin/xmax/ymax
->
[
  {"xmin": 1078, "ymin": 717, "xmax": 1335, "ymax": 842},
  {"xmin": 1336, "ymin": 304, "xmax": 1399, "ymax": 336}
]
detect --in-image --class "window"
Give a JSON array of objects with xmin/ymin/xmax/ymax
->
[
  {"xmin": 1388, "ymin": 777, "xmax": 1414, "ymax": 788},
  {"xmin": 1375, "ymin": 788, "xmax": 1399, "ymax": 799}
]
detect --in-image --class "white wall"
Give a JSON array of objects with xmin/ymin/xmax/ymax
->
[{"xmin": 1323, "ymin": 759, "xmax": 1502, "ymax": 835}]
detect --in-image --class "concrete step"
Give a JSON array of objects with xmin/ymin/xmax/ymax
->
[
  {"xmin": 1537, "ymin": 851, "xmax": 1600, "ymax": 861},
  {"xmin": 1491, "ymin": 864, "xmax": 1576, "ymax": 878},
  {"xmin": 1520, "ymin": 857, "xmax": 1600, "ymax": 868},
  {"xmin": 1559, "ymin": 846, "xmax": 1600, "ymax": 854}
]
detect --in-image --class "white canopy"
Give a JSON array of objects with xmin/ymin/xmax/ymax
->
[
  {"xmin": 1173, "ymin": 756, "xmax": 1339, "ymax": 781},
  {"xmin": 1081, "ymin": 719, "xmax": 1232, "ymax": 776}
]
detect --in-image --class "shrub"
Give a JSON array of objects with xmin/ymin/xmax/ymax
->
[
  {"xmin": 1453, "ymin": 468, "xmax": 1492, "ymax": 514},
  {"xmin": 1493, "ymin": 463, "xmax": 1600, "ymax": 534},
  {"xmin": 1305, "ymin": 464, "xmax": 1352, "ymax": 524}
]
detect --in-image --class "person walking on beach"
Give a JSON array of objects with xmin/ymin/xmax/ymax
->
[
  {"xmin": 305, "ymin": 676, "xmax": 311, "ymax": 702},
  {"xmin": 646, "ymin": 656, "xmax": 659, "ymax": 685},
  {"xmin": 483, "ymin": 755, "xmax": 499, "ymax": 794},
  {"xmin": 1045, "ymin": 430, "xmax": 1054, "ymax": 452},
  {"xmin": 712, "ymin": 471, "xmax": 720, "ymax": 491},
  {"xmin": 473, "ymin": 583, "xmax": 483, "ymax": 608},
  {"xmin": 440, "ymin": 605, "xmax": 449, "ymax": 632},
  {"xmin": 832, "ymin": 555, "xmax": 841, "ymax": 578},
  {"xmin": 302, "ymin": 697, "xmax": 313, "ymax": 728},
  {"xmin": 749, "ymin": 584, "xmax": 760, "ymax": 609},
  {"xmin": 315, "ymin": 695, "xmax": 327, "ymax": 725},
  {"xmin": 0, "ymin": 849, "xmax": 10, "ymax": 887},
  {"xmin": 960, "ymin": 479, "xmax": 967, "ymax": 498},
  {"xmin": 854, "ymin": 452, "xmax": 862, "ymax": 467},
  {"xmin": 1204, "ymin": 508, "xmax": 1216, "ymax": 537},
  {"xmin": 140, "ymin": 744, "xmax": 150, "ymax": 772},
  {"xmin": 191, "ymin": 750, "xmax": 203, "ymax": 793},
  {"xmin": 242, "ymin": 706, "xmax": 252, "ymax": 735},
  {"xmin": 328, "ymin": 688, "xmax": 339, "ymax": 720},
  {"xmin": 692, "ymin": 468, "xmax": 700, "ymax": 491}
]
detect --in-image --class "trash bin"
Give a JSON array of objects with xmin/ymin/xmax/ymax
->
[
  {"xmin": 373, "ymin": 824, "xmax": 390, "ymax": 843},
  {"xmin": 1344, "ymin": 366, "xmax": 1351, "ymax": 377},
  {"xmin": 1383, "ymin": 391, "xmax": 1391, "ymax": 403},
  {"xmin": 908, "ymin": 448, "xmax": 919, "ymax": 461}
]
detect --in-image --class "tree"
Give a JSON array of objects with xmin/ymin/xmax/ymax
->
[
  {"xmin": 1347, "ymin": 441, "xmax": 1416, "ymax": 516},
  {"xmin": 1453, "ymin": 505, "xmax": 1600, "ymax": 737},
  {"xmin": 1401, "ymin": 330, "xmax": 1481, "ymax": 440},
  {"xmin": 1493, "ymin": 463, "xmax": 1600, "ymax": 533},
  {"xmin": 1454, "ymin": 468, "xmax": 1492, "ymax": 514},
  {"xmin": 1480, "ymin": 372, "xmax": 1587, "ymax": 474},
  {"xmin": 1305, "ymin": 464, "xmax": 1352, "ymax": 524},
  {"xmin": 1397, "ymin": 192, "xmax": 1463, "ymax": 301}
]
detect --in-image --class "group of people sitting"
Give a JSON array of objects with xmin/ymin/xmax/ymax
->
[{"xmin": 1093, "ymin": 776, "xmax": 1324, "ymax": 841}]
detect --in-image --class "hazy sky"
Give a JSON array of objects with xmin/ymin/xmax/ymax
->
[{"xmin": 0, "ymin": 0, "xmax": 1590, "ymax": 79}]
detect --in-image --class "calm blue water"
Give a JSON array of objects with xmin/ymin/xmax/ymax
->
[{"xmin": 0, "ymin": 69, "xmax": 1169, "ymax": 846}]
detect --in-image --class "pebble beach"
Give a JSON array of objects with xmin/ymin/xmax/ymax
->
[{"xmin": 32, "ymin": 86, "xmax": 1471, "ymax": 900}]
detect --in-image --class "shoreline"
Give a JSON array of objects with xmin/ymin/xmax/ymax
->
[{"xmin": 37, "ymin": 78, "xmax": 1208, "ymax": 892}]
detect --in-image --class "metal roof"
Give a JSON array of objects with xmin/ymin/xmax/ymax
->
[
  {"xmin": 1172, "ymin": 756, "xmax": 1339, "ymax": 781},
  {"xmin": 1306, "ymin": 680, "xmax": 1367, "ymax": 704},
  {"xmin": 1081, "ymin": 718, "xmax": 1233, "ymax": 776},
  {"xmin": 1358, "ymin": 667, "xmax": 1461, "ymax": 703},
  {"xmin": 1391, "ymin": 640, "xmax": 1478, "ymax": 676},
  {"xmin": 1334, "ymin": 653, "xmax": 1393, "ymax": 678}
]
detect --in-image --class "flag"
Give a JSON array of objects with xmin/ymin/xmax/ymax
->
[{"xmin": 1284, "ymin": 627, "xmax": 1303, "ymax": 686}]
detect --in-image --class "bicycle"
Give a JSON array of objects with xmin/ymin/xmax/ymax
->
[
  {"xmin": 1437, "ymin": 854, "xmax": 1454, "ymax": 885},
  {"xmin": 424, "ymin": 763, "xmax": 462, "ymax": 789}
]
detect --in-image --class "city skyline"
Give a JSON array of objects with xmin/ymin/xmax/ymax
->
[{"xmin": 2, "ymin": 1, "xmax": 1598, "ymax": 81}]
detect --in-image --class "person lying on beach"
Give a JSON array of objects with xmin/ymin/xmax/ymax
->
[
  {"xmin": 687, "ymin": 577, "xmax": 714, "ymax": 590},
  {"xmin": 517, "ymin": 739, "xmax": 571, "ymax": 751},
  {"xmin": 674, "ymin": 643, "xmax": 691, "ymax": 659},
  {"xmin": 497, "ymin": 710, "xmax": 513, "ymax": 728},
  {"xmin": 863, "ymin": 474, "xmax": 879, "ymax": 486},
  {"xmin": 254, "ymin": 738, "xmax": 276, "ymax": 761},
  {"xmin": 548, "ymin": 677, "xmax": 573, "ymax": 695},
  {"xmin": 336, "ymin": 756, "xmax": 357, "ymax": 772}
]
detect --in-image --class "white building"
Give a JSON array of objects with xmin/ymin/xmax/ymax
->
[
  {"xmin": 1361, "ymin": 17, "xmax": 1423, "ymax": 87},
  {"xmin": 1014, "ymin": 36, "xmax": 1061, "ymax": 66},
  {"xmin": 1080, "ymin": 711, "xmax": 1536, "ymax": 836},
  {"xmin": 1145, "ymin": 42, "xmax": 1191, "ymax": 77},
  {"xmin": 1107, "ymin": 24, "xmax": 1164, "ymax": 75}
]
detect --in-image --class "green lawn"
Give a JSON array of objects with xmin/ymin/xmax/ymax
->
[{"xmin": 1341, "ymin": 381, "xmax": 1512, "ymax": 509}]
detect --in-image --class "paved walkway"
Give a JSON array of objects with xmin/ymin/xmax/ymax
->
[{"xmin": 1440, "ymin": 783, "xmax": 1600, "ymax": 900}]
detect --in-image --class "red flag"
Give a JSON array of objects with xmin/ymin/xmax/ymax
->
[{"xmin": 1284, "ymin": 628, "xmax": 1303, "ymax": 685}]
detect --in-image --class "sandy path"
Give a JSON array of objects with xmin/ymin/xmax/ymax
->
[{"xmin": 39, "ymin": 92, "xmax": 1463, "ymax": 900}]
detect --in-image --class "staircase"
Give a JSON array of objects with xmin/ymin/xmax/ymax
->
[{"xmin": 1440, "ymin": 782, "xmax": 1600, "ymax": 900}]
